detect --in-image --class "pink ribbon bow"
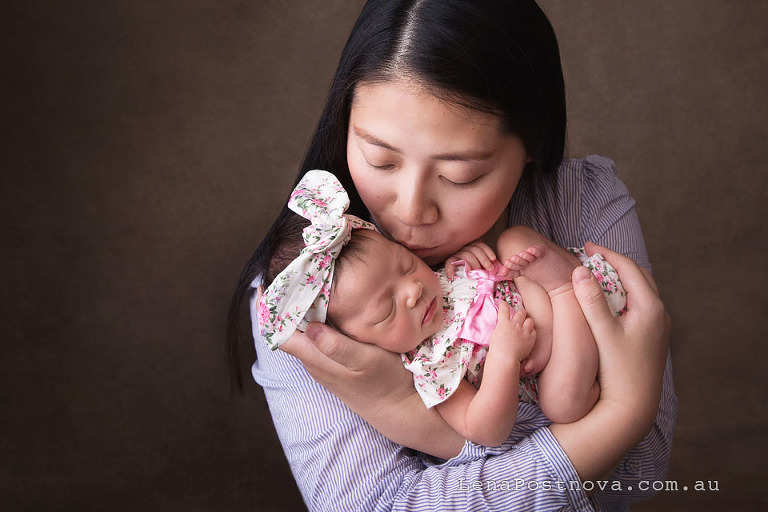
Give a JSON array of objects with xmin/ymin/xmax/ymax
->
[{"xmin": 456, "ymin": 261, "xmax": 514, "ymax": 347}]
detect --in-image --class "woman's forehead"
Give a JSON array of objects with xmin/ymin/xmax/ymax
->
[{"xmin": 350, "ymin": 79, "xmax": 501, "ymax": 131}]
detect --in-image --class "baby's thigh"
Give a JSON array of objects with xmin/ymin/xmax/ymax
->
[{"xmin": 512, "ymin": 278, "xmax": 553, "ymax": 374}]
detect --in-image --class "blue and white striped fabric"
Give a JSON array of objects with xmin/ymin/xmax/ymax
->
[{"xmin": 251, "ymin": 156, "xmax": 678, "ymax": 511}]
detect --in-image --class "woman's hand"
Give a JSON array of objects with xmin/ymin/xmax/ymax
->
[
  {"xmin": 254, "ymin": 286, "xmax": 465, "ymax": 457},
  {"xmin": 255, "ymin": 286, "xmax": 414, "ymax": 406},
  {"xmin": 548, "ymin": 242, "xmax": 670, "ymax": 481},
  {"xmin": 577, "ymin": 242, "xmax": 670, "ymax": 425},
  {"xmin": 281, "ymin": 323, "xmax": 416, "ymax": 407},
  {"xmin": 282, "ymin": 324, "xmax": 465, "ymax": 458}
]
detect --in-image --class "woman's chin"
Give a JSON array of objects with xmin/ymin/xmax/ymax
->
[{"xmin": 412, "ymin": 248, "xmax": 447, "ymax": 265}]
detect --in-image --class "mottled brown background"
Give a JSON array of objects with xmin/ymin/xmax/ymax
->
[{"xmin": 3, "ymin": 1, "xmax": 766, "ymax": 511}]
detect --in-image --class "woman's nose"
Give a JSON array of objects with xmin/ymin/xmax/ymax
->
[
  {"xmin": 404, "ymin": 279, "xmax": 424, "ymax": 308},
  {"xmin": 393, "ymin": 177, "xmax": 438, "ymax": 226}
]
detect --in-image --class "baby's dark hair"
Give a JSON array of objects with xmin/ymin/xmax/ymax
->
[
  {"xmin": 263, "ymin": 213, "xmax": 309, "ymax": 286},
  {"xmin": 264, "ymin": 212, "xmax": 374, "ymax": 332}
]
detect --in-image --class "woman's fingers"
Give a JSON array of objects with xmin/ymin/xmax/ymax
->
[
  {"xmin": 307, "ymin": 323, "xmax": 389, "ymax": 372},
  {"xmin": 576, "ymin": 243, "xmax": 669, "ymax": 400},
  {"xmin": 571, "ymin": 266, "xmax": 618, "ymax": 342},
  {"xmin": 283, "ymin": 323, "xmax": 395, "ymax": 375},
  {"xmin": 584, "ymin": 242, "xmax": 660, "ymax": 301},
  {"xmin": 279, "ymin": 329, "xmax": 340, "ymax": 383},
  {"xmin": 282, "ymin": 323, "xmax": 415, "ymax": 406}
]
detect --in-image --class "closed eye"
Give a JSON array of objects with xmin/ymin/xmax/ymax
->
[
  {"xmin": 442, "ymin": 175, "xmax": 481, "ymax": 188},
  {"xmin": 367, "ymin": 161, "xmax": 395, "ymax": 170},
  {"xmin": 374, "ymin": 297, "xmax": 395, "ymax": 325}
]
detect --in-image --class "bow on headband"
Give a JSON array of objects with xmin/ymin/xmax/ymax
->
[{"xmin": 257, "ymin": 170, "xmax": 377, "ymax": 350}]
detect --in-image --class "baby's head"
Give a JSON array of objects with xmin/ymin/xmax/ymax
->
[
  {"xmin": 263, "ymin": 214, "xmax": 444, "ymax": 353},
  {"xmin": 329, "ymin": 229, "xmax": 445, "ymax": 353},
  {"xmin": 259, "ymin": 169, "xmax": 445, "ymax": 352}
]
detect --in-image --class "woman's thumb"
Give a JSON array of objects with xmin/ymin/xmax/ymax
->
[
  {"xmin": 305, "ymin": 322, "xmax": 378, "ymax": 371},
  {"xmin": 572, "ymin": 266, "xmax": 615, "ymax": 340}
]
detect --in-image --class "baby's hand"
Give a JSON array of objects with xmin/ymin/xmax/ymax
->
[
  {"xmin": 489, "ymin": 302, "xmax": 536, "ymax": 363},
  {"xmin": 445, "ymin": 240, "xmax": 508, "ymax": 278}
]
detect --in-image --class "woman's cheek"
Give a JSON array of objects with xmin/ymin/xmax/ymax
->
[
  {"xmin": 349, "ymin": 157, "xmax": 380, "ymax": 205},
  {"xmin": 354, "ymin": 177, "xmax": 387, "ymax": 214},
  {"xmin": 453, "ymin": 200, "xmax": 507, "ymax": 245},
  {"xmin": 450, "ymin": 190, "xmax": 495, "ymax": 230}
]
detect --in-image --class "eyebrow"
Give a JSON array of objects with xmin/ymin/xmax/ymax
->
[{"xmin": 352, "ymin": 126, "xmax": 494, "ymax": 162}]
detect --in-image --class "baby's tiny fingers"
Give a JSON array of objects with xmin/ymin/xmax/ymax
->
[
  {"xmin": 523, "ymin": 317, "xmax": 535, "ymax": 333},
  {"xmin": 445, "ymin": 257, "xmax": 459, "ymax": 277},
  {"xmin": 497, "ymin": 300, "xmax": 512, "ymax": 322},
  {"xmin": 468, "ymin": 246, "xmax": 495, "ymax": 270},
  {"xmin": 510, "ymin": 306, "xmax": 526, "ymax": 325},
  {"xmin": 458, "ymin": 253, "xmax": 482, "ymax": 270},
  {"xmin": 470, "ymin": 241, "xmax": 497, "ymax": 262},
  {"xmin": 522, "ymin": 359, "xmax": 534, "ymax": 374}
]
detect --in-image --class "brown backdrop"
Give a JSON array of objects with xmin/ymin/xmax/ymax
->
[{"xmin": 3, "ymin": 1, "xmax": 767, "ymax": 510}]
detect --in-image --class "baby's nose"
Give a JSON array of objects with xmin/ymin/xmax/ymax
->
[{"xmin": 405, "ymin": 280, "xmax": 424, "ymax": 308}]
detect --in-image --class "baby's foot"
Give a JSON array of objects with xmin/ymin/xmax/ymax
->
[{"xmin": 503, "ymin": 245, "xmax": 579, "ymax": 297}]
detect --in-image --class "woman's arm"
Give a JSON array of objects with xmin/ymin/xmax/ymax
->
[
  {"xmin": 254, "ymin": 246, "xmax": 668, "ymax": 510},
  {"xmin": 281, "ymin": 247, "xmax": 669, "ymax": 480},
  {"xmin": 256, "ymin": 329, "xmax": 595, "ymax": 511},
  {"xmin": 282, "ymin": 323, "xmax": 465, "ymax": 460}
]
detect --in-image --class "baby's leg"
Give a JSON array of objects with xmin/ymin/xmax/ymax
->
[{"xmin": 497, "ymin": 226, "xmax": 599, "ymax": 423}]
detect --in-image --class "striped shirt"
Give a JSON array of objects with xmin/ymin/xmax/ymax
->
[{"xmin": 251, "ymin": 156, "xmax": 678, "ymax": 511}]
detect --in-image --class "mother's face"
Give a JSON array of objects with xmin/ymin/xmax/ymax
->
[{"xmin": 347, "ymin": 80, "xmax": 528, "ymax": 265}]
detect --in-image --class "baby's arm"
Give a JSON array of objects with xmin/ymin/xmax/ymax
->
[
  {"xmin": 435, "ymin": 303, "xmax": 535, "ymax": 447},
  {"xmin": 498, "ymin": 226, "xmax": 599, "ymax": 423}
]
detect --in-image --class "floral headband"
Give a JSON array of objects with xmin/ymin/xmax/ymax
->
[{"xmin": 256, "ymin": 170, "xmax": 377, "ymax": 350}]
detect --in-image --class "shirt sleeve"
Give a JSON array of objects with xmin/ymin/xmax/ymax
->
[
  {"xmin": 252, "ymin": 295, "xmax": 597, "ymax": 511},
  {"xmin": 576, "ymin": 155, "xmax": 651, "ymax": 271}
]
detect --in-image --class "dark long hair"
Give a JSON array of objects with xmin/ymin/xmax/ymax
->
[{"xmin": 227, "ymin": 0, "xmax": 566, "ymax": 391}]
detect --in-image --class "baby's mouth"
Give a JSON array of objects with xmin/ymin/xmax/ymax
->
[{"xmin": 422, "ymin": 297, "xmax": 437, "ymax": 326}]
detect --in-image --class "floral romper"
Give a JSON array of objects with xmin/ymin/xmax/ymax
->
[{"xmin": 401, "ymin": 248, "xmax": 627, "ymax": 409}]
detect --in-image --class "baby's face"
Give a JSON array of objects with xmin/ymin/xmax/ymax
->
[{"xmin": 329, "ymin": 231, "xmax": 444, "ymax": 353}]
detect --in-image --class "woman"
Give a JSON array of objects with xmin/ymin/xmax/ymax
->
[{"xmin": 229, "ymin": 0, "xmax": 677, "ymax": 509}]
